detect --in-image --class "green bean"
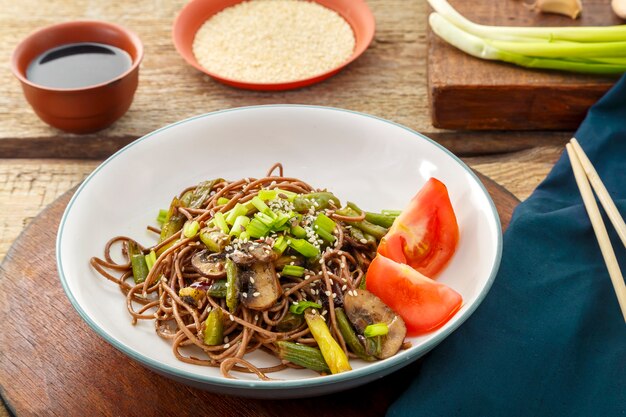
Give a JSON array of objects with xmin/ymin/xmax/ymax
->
[
  {"xmin": 337, "ymin": 207, "xmax": 388, "ymax": 240},
  {"xmin": 275, "ymin": 312, "xmax": 304, "ymax": 332},
  {"xmin": 276, "ymin": 341, "xmax": 331, "ymax": 373},
  {"xmin": 128, "ymin": 240, "xmax": 149, "ymax": 284},
  {"xmin": 349, "ymin": 227, "xmax": 377, "ymax": 245},
  {"xmin": 203, "ymin": 308, "xmax": 223, "ymax": 346},
  {"xmin": 347, "ymin": 202, "xmax": 398, "ymax": 228},
  {"xmin": 207, "ymin": 279, "xmax": 227, "ymax": 298},
  {"xmin": 225, "ymin": 259, "xmax": 238, "ymax": 313},
  {"xmin": 335, "ymin": 308, "xmax": 376, "ymax": 362},
  {"xmin": 189, "ymin": 178, "xmax": 222, "ymax": 209},
  {"xmin": 158, "ymin": 196, "xmax": 185, "ymax": 250},
  {"xmin": 293, "ymin": 192, "xmax": 341, "ymax": 212},
  {"xmin": 364, "ymin": 335, "xmax": 382, "ymax": 357}
]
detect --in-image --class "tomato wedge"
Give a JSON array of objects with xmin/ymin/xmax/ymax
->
[
  {"xmin": 366, "ymin": 254, "xmax": 462, "ymax": 336},
  {"xmin": 377, "ymin": 178, "xmax": 459, "ymax": 279}
]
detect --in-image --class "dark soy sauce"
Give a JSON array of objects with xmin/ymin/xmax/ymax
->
[{"xmin": 26, "ymin": 42, "xmax": 132, "ymax": 89}]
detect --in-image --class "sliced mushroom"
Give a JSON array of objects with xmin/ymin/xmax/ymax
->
[
  {"xmin": 343, "ymin": 288, "xmax": 406, "ymax": 359},
  {"xmin": 229, "ymin": 241, "xmax": 274, "ymax": 265},
  {"xmin": 237, "ymin": 262, "xmax": 282, "ymax": 310},
  {"xmin": 191, "ymin": 250, "xmax": 227, "ymax": 278}
]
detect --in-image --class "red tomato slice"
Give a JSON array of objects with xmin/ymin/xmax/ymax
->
[
  {"xmin": 366, "ymin": 254, "xmax": 462, "ymax": 336},
  {"xmin": 378, "ymin": 178, "xmax": 459, "ymax": 278}
]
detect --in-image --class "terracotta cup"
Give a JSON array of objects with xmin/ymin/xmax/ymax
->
[{"xmin": 11, "ymin": 21, "xmax": 143, "ymax": 134}]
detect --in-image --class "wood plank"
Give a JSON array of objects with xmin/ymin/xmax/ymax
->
[
  {"xmin": 0, "ymin": 172, "xmax": 518, "ymax": 416},
  {"xmin": 0, "ymin": 0, "xmax": 576, "ymax": 159},
  {"xmin": 428, "ymin": 0, "xmax": 621, "ymax": 130}
]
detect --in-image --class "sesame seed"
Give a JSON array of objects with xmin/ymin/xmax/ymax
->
[
  {"xmin": 332, "ymin": 293, "xmax": 337, "ymax": 299},
  {"xmin": 360, "ymin": 238, "xmax": 368, "ymax": 244},
  {"xmin": 337, "ymin": 250, "xmax": 343, "ymax": 255},
  {"xmin": 242, "ymin": 293, "xmax": 248, "ymax": 298},
  {"xmin": 322, "ymin": 310, "xmax": 328, "ymax": 315},
  {"xmin": 229, "ymin": 314, "xmax": 234, "ymax": 321},
  {"xmin": 341, "ymin": 285, "xmax": 347, "ymax": 291},
  {"xmin": 340, "ymin": 262, "xmax": 345, "ymax": 268},
  {"xmin": 325, "ymin": 291, "xmax": 331, "ymax": 296},
  {"xmin": 293, "ymin": 301, "xmax": 299, "ymax": 305},
  {"xmin": 290, "ymin": 261, "xmax": 295, "ymax": 266},
  {"xmin": 253, "ymin": 292, "xmax": 261, "ymax": 297},
  {"xmin": 223, "ymin": 343, "xmax": 231, "ymax": 349},
  {"xmin": 250, "ymin": 277, "xmax": 255, "ymax": 284}
]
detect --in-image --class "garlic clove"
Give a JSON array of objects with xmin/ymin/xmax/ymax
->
[
  {"xmin": 534, "ymin": 0, "xmax": 583, "ymax": 19},
  {"xmin": 612, "ymin": 0, "xmax": 626, "ymax": 19}
]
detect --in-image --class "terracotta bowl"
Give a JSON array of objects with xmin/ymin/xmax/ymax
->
[
  {"xmin": 172, "ymin": 0, "xmax": 375, "ymax": 91},
  {"xmin": 11, "ymin": 21, "xmax": 143, "ymax": 134}
]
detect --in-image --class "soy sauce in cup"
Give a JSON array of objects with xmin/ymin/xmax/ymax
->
[{"xmin": 26, "ymin": 42, "xmax": 132, "ymax": 89}]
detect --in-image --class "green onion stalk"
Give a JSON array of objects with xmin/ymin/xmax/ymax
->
[{"xmin": 428, "ymin": 0, "xmax": 626, "ymax": 74}]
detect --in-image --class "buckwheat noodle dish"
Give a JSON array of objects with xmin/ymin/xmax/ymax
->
[{"xmin": 90, "ymin": 163, "xmax": 464, "ymax": 380}]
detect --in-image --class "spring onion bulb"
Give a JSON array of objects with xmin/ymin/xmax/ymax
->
[{"xmin": 428, "ymin": 0, "xmax": 626, "ymax": 74}]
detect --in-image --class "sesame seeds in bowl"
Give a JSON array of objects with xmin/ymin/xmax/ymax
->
[{"xmin": 172, "ymin": 0, "xmax": 376, "ymax": 90}]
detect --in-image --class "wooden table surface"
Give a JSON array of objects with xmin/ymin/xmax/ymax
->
[{"xmin": 0, "ymin": 0, "xmax": 576, "ymax": 415}]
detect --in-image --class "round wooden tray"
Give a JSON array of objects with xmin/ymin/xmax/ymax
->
[{"xmin": 0, "ymin": 176, "xmax": 518, "ymax": 416}]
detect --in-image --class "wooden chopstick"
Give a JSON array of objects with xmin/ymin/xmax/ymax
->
[
  {"xmin": 570, "ymin": 138, "xmax": 626, "ymax": 251},
  {"xmin": 566, "ymin": 142, "xmax": 626, "ymax": 323}
]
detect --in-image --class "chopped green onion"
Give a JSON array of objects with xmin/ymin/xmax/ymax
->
[
  {"xmin": 382, "ymin": 209, "xmax": 401, "ymax": 216},
  {"xmin": 282, "ymin": 265, "xmax": 305, "ymax": 277},
  {"xmin": 156, "ymin": 209, "xmax": 168, "ymax": 226},
  {"xmin": 145, "ymin": 250, "xmax": 157, "ymax": 271},
  {"xmin": 183, "ymin": 220, "xmax": 200, "ymax": 238},
  {"xmin": 251, "ymin": 196, "xmax": 271, "ymax": 214},
  {"xmin": 199, "ymin": 229, "xmax": 230, "ymax": 252},
  {"xmin": 272, "ymin": 235, "xmax": 289, "ymax": 254},
  {"xmin": 314, "ymin": 213, "xmax": 336, "ymax": 233},
  {"xmin": 216, "ymin": 197, "xmax": 230, "ymax": 206},
  {"xmin": 229, "ymin": 215, "xmax": 250, "ymax": 237},
  {"xmin": 288, "ymin": 238, "xmax": 320, "ymax": 258},
  {"xmin": 364, "ymin": 323, "xmax": 389, "ymax": 338},
  {"xmin": 246, "ymin": 218, "xmax": 270, "ymax": 238},
  {"xmin": 255, "ymin": 211, "xmax": 276, "ymax": 227},
  {"xmin": 315, "ymin": 227, "xmax": 336, "ymax": 244},
  {"xmin": 275, "ymin": 188, "xmax": 298, "ymax": 201},
  {"xmin": 272, "ymin": 212, "xmax": 291, "ymax": 228},
  {"xmin": 428, "ymin": 0, "xmax": 626, "ymax": 75},
  {"xmin": 225, "ymin": 203, "xmax": 248, "ymax": 225},
  {"xmin": 258, "ymin": 189, "xmax": 277, "ymax": 200},
  {"xmin": 213, "ymin": 212, "xmax": 230, "ymax": 234},
  {"xmin": 290, "ymin": 225, "xmax": 307, "ymax": 239},
  {"xmin": 289, "ymin": 301, "xmax": 322, "ymax": 315}
]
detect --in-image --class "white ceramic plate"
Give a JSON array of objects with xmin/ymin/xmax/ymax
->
[{"xmin": 57, "ymin": 105, "xmax": 502, "ymax": 398}]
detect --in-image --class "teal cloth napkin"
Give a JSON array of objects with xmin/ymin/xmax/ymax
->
[{"xmin": 388, "ymin": 75, "xmax": 626, "ymax": 417}]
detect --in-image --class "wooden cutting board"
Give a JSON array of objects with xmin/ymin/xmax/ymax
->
[
  {"xmin": 428, "ymin": 0, "xmax": 622, "ymax": 130},
  {"xmin": 0, "ymin": 174, "xmax": 518, "ymax": 417}
]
